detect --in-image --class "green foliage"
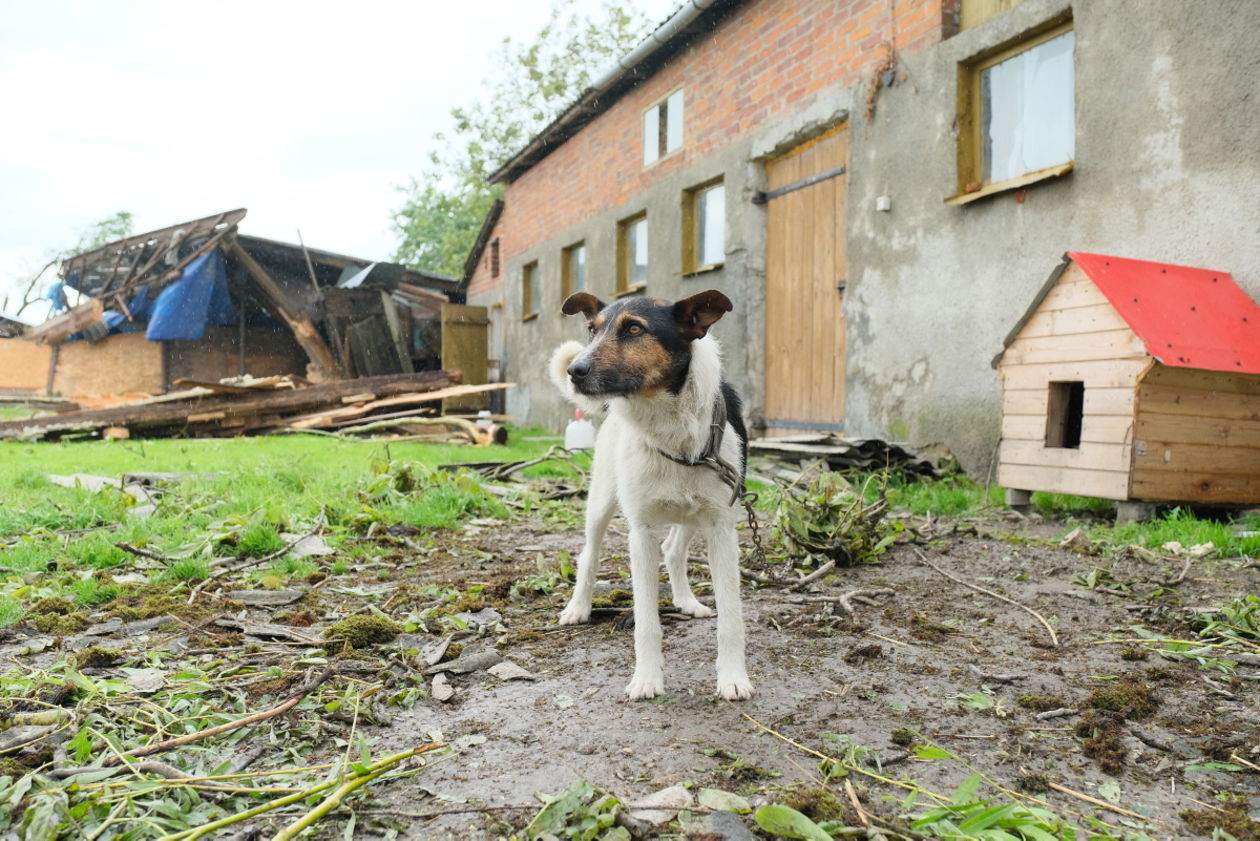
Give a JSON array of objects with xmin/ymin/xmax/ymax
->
[
  {"xmin": 1098, "ymin": 506, "xmax": 1260, "ymax": 558},
  {"xmin": 908, "ymin": 774, "xmax": 1082, "ymax": 839},
  {"xmin": 773, "ymin": 472, "xmax": 896, "ymax": 566},
  {"xmin": 884, "ymin": 474, "xmax": 994, "ymax": 516},
  {"xmin": 524, "ymin": 780, "xmax": 622, "ymax": 840},
  {"xmin": 3, "ymin": 211, "xmax": 133, "ymax": 318},
  {"xmin": 0, "ymin": 597, "xmax": 23, "ymax": 628},
  {"xmin": 1191, "ymin": 594, "xmax": 1260, "ymax": 643},
  {"xmin": 391, "ymin": 0, "xmax": 653, "ymax": 276},
  {"xmin": 754, "ymin": 804, "xmax": 833, "ymax": 841}
]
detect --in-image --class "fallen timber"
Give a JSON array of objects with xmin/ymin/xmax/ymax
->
[{"xmin": 0, "ymin": 370, "xmax": 464, "ymax": 441}]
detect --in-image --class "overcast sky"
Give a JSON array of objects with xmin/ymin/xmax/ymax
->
[{"xmin": 0, "ymin": 0, "xmax": 677, "ymax": 319}]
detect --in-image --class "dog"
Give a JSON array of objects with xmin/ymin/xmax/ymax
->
[{"xmin": 549, "ymin": 289, "xmax": 753, "ymax": 701}]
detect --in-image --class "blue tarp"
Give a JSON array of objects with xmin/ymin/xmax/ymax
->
[{"xmin": 145, "ymin": 249, "xmax": 237, "ymax": 341}]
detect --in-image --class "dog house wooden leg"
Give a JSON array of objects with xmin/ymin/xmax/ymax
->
[
  {"xmin": 1116, "ymin": 501, "xmax": 1156, "ymax": 524},
  {"xmin": 1004, "ymin": 489, "xmax": 1032, "ymax": 511}
]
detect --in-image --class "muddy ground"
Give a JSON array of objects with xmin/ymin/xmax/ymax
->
[
  {"xmin": 4, "ymin": 501, "xmax": 1257, "ymax": 839},
  {"xmin": 368, "ymin": 509, "xmax": 1259, "ymax": 839}
]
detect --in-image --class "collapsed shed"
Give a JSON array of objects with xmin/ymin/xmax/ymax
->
[
  {"xmin": 0, "ymin": 209, "xmax": 487, "ymax": 403},
  {"xmin": 994, "ymin": 252, "xmax": 1260, "ymax": 514}
]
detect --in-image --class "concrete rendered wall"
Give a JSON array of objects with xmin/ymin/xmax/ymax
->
[
  {"xmin": 844, "ymin": 0, "xmax": 1260, "ymax": 474},
  {"xmin": 472, "ymin": 0, "xmax": 1260, "ymax": 477}
]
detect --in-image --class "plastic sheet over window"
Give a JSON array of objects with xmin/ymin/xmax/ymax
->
[{"xmin": 981, "ymin": 30, "xmax": 1074, "ymax": 183}]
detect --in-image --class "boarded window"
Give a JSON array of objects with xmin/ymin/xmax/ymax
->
[{"xmin": 1045, "ymin": 380, "xmax": 1084, "ymax": 449}]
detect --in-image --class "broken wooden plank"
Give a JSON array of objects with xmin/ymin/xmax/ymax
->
[
  {"xmin": 0, "ymin": 370, "xmax": 464, "ymax": 440},
  {"xmin": 23, "ymin": 299, "xmax": 105, "ymax": 345}
]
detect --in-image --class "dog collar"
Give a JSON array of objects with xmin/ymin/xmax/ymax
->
[{"xmin": 655, "ymin": 394, "xmax": 744, "ymax": 506}]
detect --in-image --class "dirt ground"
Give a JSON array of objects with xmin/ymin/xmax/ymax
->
[
  {"xmin": 4, "ymin": 500, "xmax": 1257, "ymax": 839},
  {"xmin": 365, "ymin": 510, "xmax": 1260, "ymax": 839}
]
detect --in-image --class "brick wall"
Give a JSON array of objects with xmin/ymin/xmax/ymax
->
[{"xmin": 467, "ymin": 0, "xmax": 953, "ymax": 298}]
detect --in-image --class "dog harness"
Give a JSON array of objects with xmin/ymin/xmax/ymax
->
[{"xmin": 655, "ymin": 394, "xmax": 745, "ymax": 506}]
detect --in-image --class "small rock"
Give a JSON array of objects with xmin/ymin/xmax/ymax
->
[
  {"xmin": 81, "ymin": 617, "xmax": 124, "ymax": 637},
  {"xmin": 226, "ymin": 589, "xmax": 306, "ymax": 606},
  {"xmin": 121, "ymin": 668, "xmax": 165, "ymax": 694},
  {"xmin": 620, "ymin": 786, "xmax": 694, "ymax": 835},
  {"xmin": 1059, "ymin": 527, "xmax": 1091, "ymax": 551},
  {"xmin": 46, "ymin": 473, "xmax": 119, "ymax": 492},
  {"xmin": 424, "ymin": 650, "xmax": 503, "ymax": 675},
  {"xmin": 0, "ymin": 725, "xmax": 58, "ymax": 753},
  {"xmin": 697, "ymin": 789, "xmax": 750, "ymax": 812},
  {"xmin": 432, "ymin": 673, "xmax": 454, "ymax": 702},
  {"xmin": 488, "ymin": 660, "xmax": 537, "ymax": 681},
  {"xmin": 692, "ymin": 810, "xmax": 756, "ymax": 841},
  {"xmin": 284, "ymin": 534, "xmax": 333, "ymax": 558},
  {"xmin": 126, "ymin": 504, "xmax": 157, "ymax": 519},
  {"xmin": 454, "ymin": 607, "xmax": 503, "ymax": 629},
  {"xmin": 418, "ymin": 636, "xmax": 453, "ymax": 667}
]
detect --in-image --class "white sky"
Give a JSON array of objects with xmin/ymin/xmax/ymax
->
[{"xmin": 0, "ymin": 0, "xmax": 678, "ymax": 319}]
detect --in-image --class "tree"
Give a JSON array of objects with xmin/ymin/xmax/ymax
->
[
  {"xmin": 392, "ymin": 0, "xmax": 656, "ymax": 278},
  {"xmin": 3, "ymin": 211, "xmax": 134, "ymax": 319}
]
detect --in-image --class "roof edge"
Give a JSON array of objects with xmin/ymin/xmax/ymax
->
[
  {"xmin": 461, "ymin": 199, "xmax": 505, "ymax": 287},
  {"xmin": 991, "ymin": 253, "xmax": 1074, "ymax": 369}
]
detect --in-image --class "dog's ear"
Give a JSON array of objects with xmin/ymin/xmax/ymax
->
[
  {"xmin": 562, "ymin": 292, "xmax": 605, "ymax": 320},
  {"xmin": 673, "ymin": 290, "xmax": 733, "ymax": 340}
]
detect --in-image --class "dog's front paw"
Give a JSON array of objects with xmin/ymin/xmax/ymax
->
[
  {"xmin": 625, "ymin": 672, "xmax": 665, "ymax": 700},
  {"xmin": 557, "ymin": 602, "xmax": 591, "ymax": 625},
  {"xmin": 673, "ymin": 597, "xmax": 715, "ymax": 619},
  {"xmin": 717, "ymin": 674, "xmax": 754, "ymax": 701}
]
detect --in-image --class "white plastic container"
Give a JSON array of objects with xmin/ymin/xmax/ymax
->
[{"xmin": 563, "ymin": 408, "xmax": 596, "ymax": 451}]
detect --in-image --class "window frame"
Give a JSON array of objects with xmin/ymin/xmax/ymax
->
[
  {"xmin": 521, "ymin": 260, "xmax": 540, "ymax": 321},
  {"xmin": 682, "ymin": 177, "xmax": 726, "ymax": 275},
  {"xmin": 642, "ymin": 88, "xmax": 684, "ymax": 168},
  {"xmin": 616, "ymin": 212, "xmax": 648, "ymax": 297},
  {"xmin": 561, "ymin": 241, "xmax": 586, "ymax": 299},
  {"xmin": 948, "ymin": 16, "xmax": 1074, "ymax": 205}
]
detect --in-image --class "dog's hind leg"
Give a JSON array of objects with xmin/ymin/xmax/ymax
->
[
  {"xmin": 557, "ymin": 451, "xmax": 616, "ymax": 626},
  {"xmin": 662, "ymin": 525, "xmax": 714, "ymax": 618},
  {"xmin": 625, "ymin": 524, "xmax": 666, "ymax": 699},
  {"xmin": 706, "ymin": 524, "xmax": 753, "ymax": 700}
]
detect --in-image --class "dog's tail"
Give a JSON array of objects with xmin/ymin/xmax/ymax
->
[{"xmin": 550, "ymin": 341, "xmax": 606, "ymax": 416}]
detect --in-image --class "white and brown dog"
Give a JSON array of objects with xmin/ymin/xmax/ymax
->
[{"xmin": 549, "ymin": 290, "xmax": 752, "ymax": 701}]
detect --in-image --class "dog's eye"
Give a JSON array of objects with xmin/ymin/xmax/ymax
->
[
  {"xmin": 626, "ymin": 324, "xmax": 643, "ymax": 336},
  {"xmin": 587, "ymin": 324, "xmax": 597, "ymax": 336}
]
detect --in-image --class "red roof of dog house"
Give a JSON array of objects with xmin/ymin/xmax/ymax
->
[{"xmin": 1068, "ymin": 251, "xmax": 1260, "ymax": 375}]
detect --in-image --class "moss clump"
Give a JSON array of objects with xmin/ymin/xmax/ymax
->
[
  {"xmin": 1119, "ymin": 646, "xmax": 1149, "ymax": 661},
  {"xmin": 30, "ymin": 597, "xmax": 75, "ymax": 616},
  {"xmin": 909, "ymin": 614, "xmax": 955, "ymax": 642},
  {"xmin": 1075, "ymin": 710, "xmax": 1126, "ymax": 775},
  {"xmin": 1085, "ymin": 678, "xmax": 1158, "ymax": 720},
  {"xmin": 1180, "ymin": 799, "xmax": 1260, "ymax": 841},
  {"xmin": 782, "ymin": 785, "xmax": 848, "ymax": 823},
  {"xmin": 33, "ymin": 613, "xmax": 90, "ymax": 635},
  {"xmin": 1016, "ymin": 693, "xmax": 1065, "ymax": 713},
  {"xmin": 591, "ymin": 589, "xmax": 633, "ymax": 608},
  {"xmin": 1015, "ymin": 773, "xmax": 1051, "ymax": 794},
  {"xmin": 324, "ymin": 615, "xmax": 402, "ymax": 650},
  {"xmin": 889, "ymin": 728, "xmax": 916, "ymax": 747},
  {"xmin": 844, "ymin": 644, "xmax": 884, "ymax": 664},
  {"xmin": 73, "ymin": 646, "xmax": 123, "ymax": 668}
]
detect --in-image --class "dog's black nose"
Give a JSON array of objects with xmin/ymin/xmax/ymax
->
[{"xmin": 568, "ymin": 359, "xmax": 592, "ymax": 380}]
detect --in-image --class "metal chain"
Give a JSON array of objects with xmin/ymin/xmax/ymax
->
[{"xmin": 740, "ymin": 490, "xmax": 766, "ymax": 566}]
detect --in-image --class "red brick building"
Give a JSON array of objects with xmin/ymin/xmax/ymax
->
[{"xmin": 464, "ymin": 0, "xmax": 1260, "ymax": 475}]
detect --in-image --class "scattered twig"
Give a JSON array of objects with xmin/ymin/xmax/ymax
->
[
  {"xmin": 1229, "ymin": 752, "xmax": 1260, "ymax": 772},
  {"xmin": 965, "ymin": 664, "xmax": 1025, "ymax": 684},
  {"xmin": 914, "ymin": 548, "xmax": 1059, "ymax": 648},
  {"xmin": 788, "ymin": 559, "xmax": 836, "ymax": 590},
  {"xmin": 103, "ymin": 665, "xmax": 338, "ymax": 766},
  {"xmin": 1202, "ymin": 676, "xmax": 1237, "ymax": 699},
  {"xmin": 113, "ymin": 542, "xmax": 174, "ymax": 565},
  {"xmin": 188, "ymin": 528, "xmax": 318, "ymax": 604},
  {"xmin": 1045, "ymin": 781, "xmax": 1147, "ymax": 820},
  {"xmin": 1034, "ymin": 708, "xmax": 1077, "ymax": 721},
  {"xmin": 1164, "ymin": 555, "xmax": 1193, "ymax": 586},
  {"xmin": 843, "ymin": 777, "xmax": 871, "ymax": 827},
  {"xmin": 740, "ymin": 566, "xmax": 779, "ymax": 585}
]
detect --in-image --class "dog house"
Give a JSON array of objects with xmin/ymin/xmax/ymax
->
[{"xmin": 993, "ymin": 252, "xmax": 1260, "ymax": 516}]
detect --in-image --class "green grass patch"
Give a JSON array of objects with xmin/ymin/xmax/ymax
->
[{"xmin": 1094, "ymin": 506, "xmax": 1260, "ymax": 558}]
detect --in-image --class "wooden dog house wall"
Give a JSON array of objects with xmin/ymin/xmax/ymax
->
[{"xmin": 994, "ymin": 252, "xmax": 1260, "ymax": 505}]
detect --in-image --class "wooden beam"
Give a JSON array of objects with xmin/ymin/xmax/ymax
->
[
  {"xmin": 24, "ymin": 299, "xmax": 105, "ymax": 345},
  {"xmin": 227, "ymin": 239, "xmax": 341, "ymax": 379},
  {"xmin": 380, "ymin": 289, "xmax": 414, "ymax": 373}
]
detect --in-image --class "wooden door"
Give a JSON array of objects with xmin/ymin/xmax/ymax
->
[
  {"xmin": 441, "ymin": 304, "xmax": 490, "ymax": 411},
  {"xmin": 763, "ymin": 125, "xmax": 848, "ymax": 437}
]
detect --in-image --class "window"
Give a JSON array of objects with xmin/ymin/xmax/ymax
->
[
  {"xmin": 1045, "ymin": 381, "xmax": 1084, "ymax": 449},
  {"xmin": 489, "ymin": 238, "xmax": 500, "ymax": 278},
  {"xmin": 617, "ymin": 213, "xmax": 648, "ymax": 295},
  {"xmin": 950, "ymin": 20, "xmax": 1074, "ymax": 204},
  {"xmin": 562, "ymin": 242, "xmax": 586, "ymax": 298},
  {"xmin": 522, "ymin": 261, "xmax": 539, "ymax": 320},
  {"xmin": 643, "ymin": 89, "xmax": 684, "ymax": 166},
  {"xmin": 683, "ymin": 179, "xmax": 725, "ymax": 273}
]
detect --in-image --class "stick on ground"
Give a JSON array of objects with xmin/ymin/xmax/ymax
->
[{"xmin": 913, "ymin": 548, "xmax": 1059, "ymax": 648}]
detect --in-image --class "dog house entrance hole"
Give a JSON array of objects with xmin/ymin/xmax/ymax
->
[{"xmin": 1045, "ymin": 381, "xmax": 1084, "ymax": 449}]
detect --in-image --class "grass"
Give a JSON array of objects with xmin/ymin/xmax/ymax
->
[
  {"xmin": 0, "ymin": 431, "xmax": 566, "ymax": 616},
  {"xmin": 1096, "ymin": 506, "xmax": 1260, "ymax": 558}
]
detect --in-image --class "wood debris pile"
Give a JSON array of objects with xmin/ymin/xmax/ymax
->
[
  {"xmin": 750, "ymin": 433, "xmax": 946, "ymax": 479},
  {"xmin": 0, "ymin": 370, "xmax": 513, "ymax": 443}
]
